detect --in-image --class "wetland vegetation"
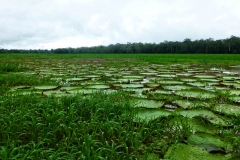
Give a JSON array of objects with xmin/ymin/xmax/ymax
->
[{"xmin": 0, "ymin": 54, "xmax": 240, "ymax": 159}]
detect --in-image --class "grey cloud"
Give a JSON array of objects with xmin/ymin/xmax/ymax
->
[{"xmin": 0, "ymin": 0, "xmax": 239, "ymax": 49}]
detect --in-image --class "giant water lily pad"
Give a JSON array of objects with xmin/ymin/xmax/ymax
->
[
  {"xmin": 181, "ymin": 78, "xmax": 197, "ymax": 82},
  {"xmin": 140, "ymin": 72, "xmax": 158, "ymax": 76},
  {"xmin": 194, "ymin": 75, "xmax": 216, "ymax": 79},
  {"xmin": 178, "ymin": 109, "xmax": 228, "ymax": 126},
  {"xmin": 60, "ymin": 86, "xmax": 83, "ymax": 91},
  {"xmin": 164, "ymin": 143, "xmax": 231, "ymax": 160},
  {"xmin": 118, "ymin": 83, "xmax": 144, "ymax": 88},
  {"xmin": 187, "ymin": 82, "xmax": 207, "ymax": 87},
  {"xmin": 144, "ymin": 83, "xmax": 160, "ymax": 88},
  {"xmin": 113, "ymin": 78, "xmax": 134, "ymax": 83},
  {"xmin": 83, "ymin": 74, "xmax": 101, "ymax": 78},
  {"xmin": 157, "ymin": 74, "xmax": 177, "ymax": 78},
  {"xmin": 174, "ymin": 89, "xmax": 216, "ymax": 99},
  {"xmin": 168, "ymin": 117, "xmax": 219, "ymax": 134},
  {"xmin": 151, "ymin": 89, "xmax": 172, "ymax": 95},
  {"xmin": 34, "ymin": 85, "xmax": 61, "ymax": 91},
  {"xmin": 125, "ymin": 88, "xmax": 150, "ymax": 94},
  {"xmin": 66, "ymin": 78, "xmax": 89, "ymax": 82},
  {"xmin": 134, "ymin": 99, "xmax": 164, "ymax": 109},
  {"xmin": 86, "ymin": 84, "xmax": 110, "ymax": 89},
  {"xmin": 158, "ymin": 80, "xmax": 184, "ymax": 85},
  {"xmin": 177, "ymin": 73, "xmax": 194, "ymax": 77},
  {"xmin": 222, "ymin": 76, "xmax": 237, "ymax": 80},
  {"xmin": 134, "ymin": 109, "xmax": 172, "ymax": 122},
  {"xmin": 173, "ymin": 100, "xmax": 210, "ymax": 109},
  {"xmin": 221, "ymin": 82, "xmax": 239, "ymax": 87},
  {"xmin": 122, "ymin": 75, "xmax": 144, "ymax": 79},
  {"xmin": 163, "ymin": 85, "xmax": 192, "ymax": 91},
  {"xmin": 229, "ymin": 96, "xmax": 240, "ymax": 103},
  {"xmin": 213, "ymin": 104, "xmax": 240, "ymax": 116},
  {"xmin": 228, "ymin": 89, "xmax": 240, "ymax": 96},
  {"xmin": 204, "ymin": 82, "xmax": 219, "ymax": 86},
  {"xmin": 10, "ymin": 86, "xmax": 32, "ymax": 90},
  {"xmin": 187, "ymin": 132, "xmax": 233, "ymax": 152},
  {"xmin": 200, "ymin": 78, "xmax": 220, "ymax": 82}
]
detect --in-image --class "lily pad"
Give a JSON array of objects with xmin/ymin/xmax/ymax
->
[
  {"xmin": 83, "ymin": 74, "xmax": 101, "ymax": 78},
  {"xmin": 178, "ymin": 109, "xmax": 228, "ymax": 126},
  {"xmin": 135, "ymin": 99, "xmax": 164, "ymax": 109},
  {"xmin": 213, "ymin": 104, "xmax": 240, "ymax": 116},
  {"xmin": 229, "ymin": 96, "xmax": 240, "ymax": 103},
  {"xmin": 144, "ymin": 83, "xmax": 160, "ymax": 88},
  {"xmin": 181, "ymin": 78, "xmax": 197, "ymax": 82},
  {"xmin": 187, "ymin": 82, "xmax": 206, "ymax": 87},
  {"xmin": 174, "ymin": 89, "xmax": 216, "ymax": 99},
  {"xmin": 122, "ymin": 75, "xmax": 144, "ymax": 79},
  {"xmin": 34, "ymin": 85, "xmax": 61, "ymax": 91},
  {"xmin": 194, "ymin": 75, "xmax": 216, "ymax": 79},
  {"xmin": 228, "ymin": 89, "xmax": 240, "ymax": 96},
  {"xmin": 10, "ymin": 86, "xmax": 32, "ymax": 90},
  {"xmin": 164, "ymin": 143, "xmax": 230, "ymax": 160},
  {"xmin": 173, "ymin": 100, "xmax": 210, "ymax": 109},
  {"xmin": 187, "ymin": 132, "xmax": 233, "ymax": 152},
  {"xmin": 158, "ymin": 80, "xmax": 184, "ymax": 85},
  {"xmin": 168, "ymin": 117, "xmax": 219, "ymax": 135},
  {"xmin": 134, "ymin": 108, "xmax": 172, "ymax": 122},
  {"xmin": 86, "ymin": 84, "xmax": 110, "ymax": 89},
  {"xmin": 163, "ymin": 85, "xmax": 192, "ymax": 91},
  {"xmin": 200, "ymin": 79, "xmax": 220, "ymax": 82},
  {"xmin": 156, "ymin": 74, "xmax": 177, "ymax": 78},
  {"xmin": 222, "ymin": 76, "xmax": 237, "ymax": 80},
  {"xmin": 118, "ymin": 83, "xmax": 144, "ymax": 88},
  {"xmin": 66, "ymin": 78, "xmax": 89, "ymax": 82},
  {"xmin": 152, "ymin": 89, "xmax": 172, "ymax": 95}
]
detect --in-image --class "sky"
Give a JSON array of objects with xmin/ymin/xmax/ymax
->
[{"xmin": 0, "ymin": 0, "xmax": 240, "ymax": 49}]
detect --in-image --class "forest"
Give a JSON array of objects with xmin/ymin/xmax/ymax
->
[{"xmin": 1, "ymin": 35, "xmax": 240, "ymax": 54}]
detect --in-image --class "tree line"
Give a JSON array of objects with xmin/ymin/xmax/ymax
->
[{"xmin": 1, "ymin": 35, "xmax": 240, "ymax": 54}]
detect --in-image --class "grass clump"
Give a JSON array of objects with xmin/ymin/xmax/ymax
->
[
  {"xmin": 0, "ymin": 62, "xmax": 25, "ymax": 73},
  {"xmin": 0, "ymin": 91, "xmax": 194, "ymax": 159},
  {"xmin": 0, "ymin": 74, "xmax": 53, "ymax": 95},
  {"xmin": 0, "ymin": 92, "xmax": 135, "ymax": 159}
]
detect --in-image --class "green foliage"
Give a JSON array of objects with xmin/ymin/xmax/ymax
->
[
  {"xmin": 0, "ymin": 91, "xmax": 199, "ymax": 159},
  {"xmin": 0, "ymin": 63, "xmax": 25, "ymax": 73},
  {"xmin": 0, "ymin": 73, "xmax": 53, "ymax": 95}
]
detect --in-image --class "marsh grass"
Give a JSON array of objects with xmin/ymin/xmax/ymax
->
[
  {"xmin": 0, "ymin": 62, "xmax": 25, "ymax": 73},
  {"xmin": 0, "ymin": 74, "xmax": 54, "ymax": 95},
  {"xmin": 0, "ymin": 91, "xmax": 197, "ymax": 159}
]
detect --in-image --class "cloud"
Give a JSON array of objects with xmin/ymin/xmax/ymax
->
[{"xmin": 0, "ymin": 0, "xmax": 240, "ymax": 49}]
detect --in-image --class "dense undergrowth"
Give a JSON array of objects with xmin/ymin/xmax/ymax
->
[
  {"xmin": 0, "ymin": 74, "xmax": 53, "ymax": 95},
  {"xmin": 0, "ymin": 63, "xmax": 26, "ymax": 74},
  {"xmin": 0, "ymin": 91, "xmax": 193, "ymax": 159},
  {"xmin": 1, "ymin": 91, "xmax": 240, "ymax": 159}
]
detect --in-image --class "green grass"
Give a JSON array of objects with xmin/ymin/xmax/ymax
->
[
  {"xmin": 0, "ymin": 74, "xmax": 54, "ymax": 95},
  {"xmin": 0, "ymin": 63, "xmax": 25, "ymax": 73},
  {"xmin": 1, "ymin": 53, "xmax": 240, "ymax": 65},
  {"xmin": 0, "ymin": 91, "xmax": 194, "ymax": 159}
]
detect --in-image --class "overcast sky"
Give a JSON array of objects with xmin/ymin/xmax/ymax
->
[{"xmin": 0, "ymin": 0, "xmax": 240, "ymax": 49}]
